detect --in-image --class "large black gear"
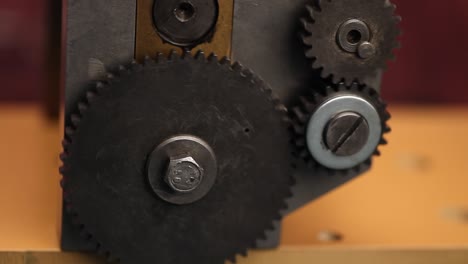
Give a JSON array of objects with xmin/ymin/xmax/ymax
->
[
  {"xmin": 301, "ymin": 0, "xmax": 401, "ymax": 85},
  {"xmin": 60, "ymin": 51, "xmax": 293, "ymax": 264},
  {"xmin": 291, "ymin": 83, "xmax": 391, "ymax": 174}
]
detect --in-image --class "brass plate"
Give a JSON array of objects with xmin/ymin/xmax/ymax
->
[{"xmin": 135, "ymin": 0, "xmax": 233, "ymax": 60}]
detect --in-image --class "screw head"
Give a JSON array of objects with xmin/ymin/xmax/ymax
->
[
  {"xmin": 324, "ymin": 112, "xmax": 370, "ymax": 157},
  {"xmin": 358, "ymin": 41, "xmax": 376, "ymax": 59},
  {"xmin": 165, "ymin": 156, "xmax": 204, "ymax": 193}
]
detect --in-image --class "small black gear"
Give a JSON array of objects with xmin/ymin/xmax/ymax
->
[
  {"xmin": 60, "ymin": 51, "xmax": 293, "ymax": 264},
  {"xmin": 301, "ymin": 0, "xmax": 401, "ymax": 85},
  {"xmin": 291, "ymin": 83, "xmax": 391, "ymax": 174}
]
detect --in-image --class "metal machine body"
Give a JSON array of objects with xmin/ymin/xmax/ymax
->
[{"xmin": 61, "ymin": 0, "xmax": 399, "ymax": 262}]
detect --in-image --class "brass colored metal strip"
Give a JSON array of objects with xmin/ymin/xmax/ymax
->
[{"xmin": 135, "ymin": 0, "xmax": 233, "ymax": 60}]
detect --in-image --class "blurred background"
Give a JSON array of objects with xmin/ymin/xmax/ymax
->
[{"xmin": 0, "ymin": 0, "xmax": 468, "ymax": 105}]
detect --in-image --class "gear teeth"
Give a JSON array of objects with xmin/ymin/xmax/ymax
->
[
  {"xmin": 320, "ymin": 67, "xmax": 332, "ymax": 80},
  {"xmin": 226, "ymin": 255, "xmax": 236, "ymax": 264},
  {"xmin": 207, "ymin": 53, "xmax": 218, "ymax": 62},
  {"xmin": 394, "ymin": 15, "xmax": 402, "ymax": 23},
  {"xmin": 231, "ymin": 62, "xmax": 243, "ymax": 72},
  {"xmin": 302, "ymin": 35, "xmax": 314, "ymax": 46},
  {"xmin": 301, "ymin": 0, "xmax": 401, "ymax": 86},
  {"xmin": 292, "ymin": 107, "xmax": 308, "ymax": 123},
  {"xmin": 292, "ymin": 123, "xmax": 305, "ymax": 135},
  {"xmin": 313, "ymin": 0, "xmax": 323, "ymax": 10},
  {"xmin": 279, "ymin": 199, "xmax": 289, "ymax": 211},
  {"xmin": 194, "ymin": 50, "xmax": 206, "ymax": 61},
  {"xmin": 59, "ymin": 152, "xmax": 68, "ymax": 162},
  {"xmin": 299, "ymin": 149, "xmax": 309, "ymax": 159},
  {"xmin": 305, "ymin": 49, "xmax": 315, "ymax": 60},
  {"xmin": 299, "ymin": 96, "xmax": 315, "ymax": 111},
  {"xmin": 300, "ymin": 18, "xmax": 313, "ymax": 33},
  {"xmin": 117, "ymin": 65, "xmax": 126, "ymax": 73},
  {"xmin": 155, "ymin": 52, "xmax": 166, "ymax": 62},
  {"xmin": 129, "ymin": 60, "xmax": 143, "ymax": 71},
  {"xmin": 86, "ymin": 91, "xmax": 96, "ymax": 103},
  {"xmin": 257, "ymin": 232, "xmax": 267, "ymax": 241},
  {"xmin": 306, "ymin": 58, "xmax": 323, "ymax": 69},
  {"xmin": 295, "ymin": 137, "xmax": 306, "ymax": 147},
  {"xmin": 168, "ymin": 50, "xmax": 180, "ymax": 60},
  {"xmin": 62, "ymin": 50, "xmax": 295, "ymax": 264},
  {"xmin": 334, "ymin": 75, "xmax": 346, "ymax": 86},
  {"xmin": 70, "ymin": 114, "xmax": 81, "ymax": 127},
  {"xmin": 77, "ymin": 102, "xmax": 88, "ymax": 114},
  {"xmin": 349, "ymin": 82, "xmax": 360, "ymax": 91},
  {"xmin": 380, "ymin": 138, "xmax": 388, "ymax": 145},
  {"xmin": 59, "ymin": 177, "xmax": 65, "ymax": 188},
  {"xmin": 241, "ymin": 68, "xmax": 254, "ymax": 79},
  {"xmin": 305, "ymin": 5, "xmax": 316, "ymax": 21},
  {"xmin": 181, "ymin": 49, "xmax": 192, "ymax": 59},
  {"xmin": 96, "ymin": 82, "xmax": 106, "ymax": 93},
  {"xmin": 61, "ymin": 138, "xmax": 70, "ymax": 148},
  {"xmin": 144, "ymin": 56, "xmax": 158, "ymax": 66},
  {"xmin": 65, "ymin": 127, "xmax": 75, "ymax": 137},
  {"xmin": 275, "ymin": 104, "xmax": 287, "ymax": 114},
  {"xmin": 219, "ymin": 56, "xmax": 231, "ymax": 65}
]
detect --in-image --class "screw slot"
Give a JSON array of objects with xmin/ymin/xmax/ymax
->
[
  {"xmin": 324, "ymin": 112, "xmax": 370, "ymax": 157},
  {"xmin": 174, "ymin": 2, "xmax": 196, "ymax": 22}
]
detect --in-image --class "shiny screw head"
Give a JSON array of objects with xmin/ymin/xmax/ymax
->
[{"xmin": 165, "ymin": 156, "xmax": 203, "ymax": 193}]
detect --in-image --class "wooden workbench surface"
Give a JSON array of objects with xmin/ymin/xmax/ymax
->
[{"xmin": 0, "ymin": 104, "xmax": 467, "ymax": 263}]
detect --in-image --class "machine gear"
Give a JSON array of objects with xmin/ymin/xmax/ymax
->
[
  {"xmin": 291, "ymin": 83, "xmax": 391, "ymax": 173},
  {"xmin": 60, "ymin": 51, "xmax": 293, "ymax": 264},
  {"xmin": 301, "ymin": 0, "xmax": 401, "ymax": 85}
]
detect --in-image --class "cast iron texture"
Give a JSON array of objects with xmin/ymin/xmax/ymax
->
[{"xmin": 61, "ymin": 52, "xmax": 293, "ymax": 264}]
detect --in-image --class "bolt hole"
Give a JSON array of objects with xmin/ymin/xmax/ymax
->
[
  {"xmin": 347, "ymin": 30, "xmax": 362, "ymax": 44},
  {"xmin": 174, "ymin": 2, "xmax": 196, "ymax": 23},
  {"xmin": 244, "ymin": 128, "xmax": 251, "ymax": 134}
]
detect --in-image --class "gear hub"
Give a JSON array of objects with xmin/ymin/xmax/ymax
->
[{"xmin": 60, "ymin": 51, "xmax": 293, "ymax": 264}]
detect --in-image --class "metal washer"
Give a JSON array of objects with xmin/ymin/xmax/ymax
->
[
  {"xmin": 153, "ymin": 0, "xmax": 219, "ymax": 47},
  {"xmin": 336, "ymin": 19, "xmax": 371, "ymax": 53},
  {"xmin": 306, "ymin": 95, "xmax": 382, "ymax": 170}
]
